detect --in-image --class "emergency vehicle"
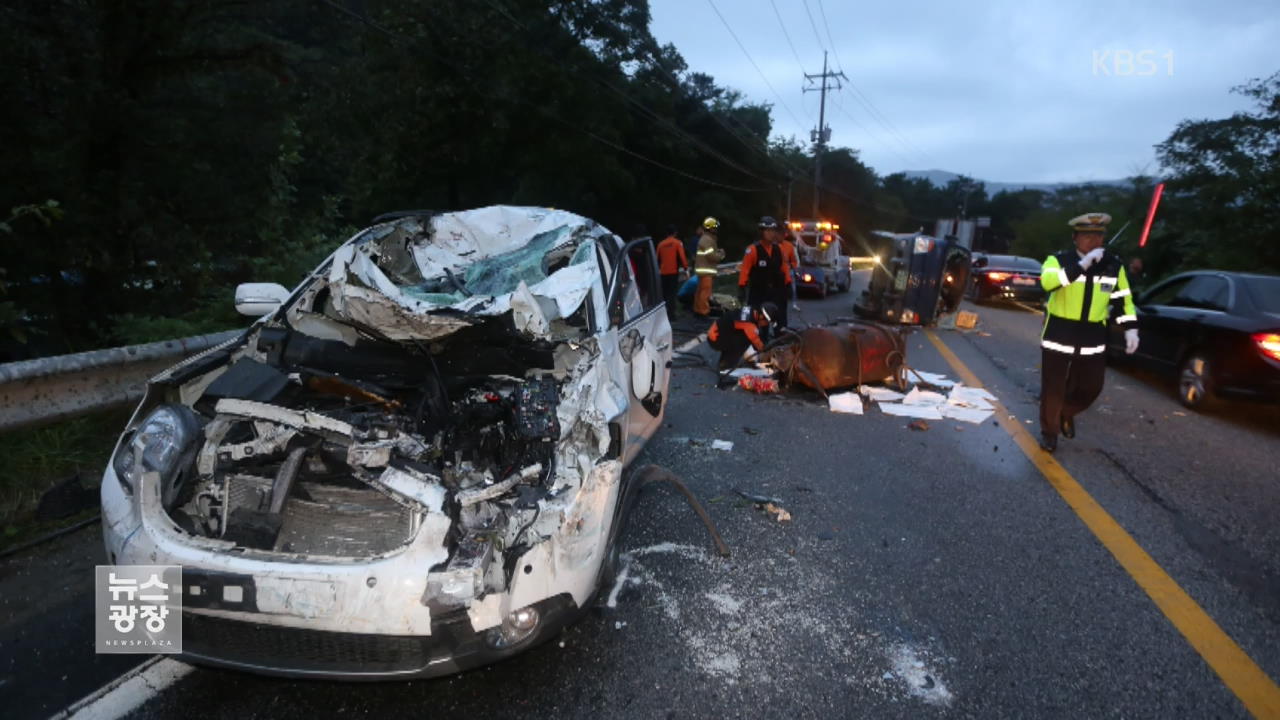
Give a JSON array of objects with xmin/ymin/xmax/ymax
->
[{"xmin": 786, "ymin": 219, "xmax": 852, "ymax": 298}]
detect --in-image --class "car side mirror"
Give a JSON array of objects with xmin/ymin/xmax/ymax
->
[
  {"xmin": 235, "ymin": 282, "xmax": 289, "ymax": 317},
  {"xmin": 972, "ymin": 257, "xmax": 988, "ymax": 269}
]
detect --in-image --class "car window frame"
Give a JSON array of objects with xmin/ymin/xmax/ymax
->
[
  {"xmin": 1171, "ymin": 273, "xmax": 1232, "ymax": 312},
  {"xmin": 1139, "ymin": 275, "xmax": 1193, "ymax": 308}
]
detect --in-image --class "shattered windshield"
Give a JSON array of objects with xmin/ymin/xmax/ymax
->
[{"xmin": 402, "ymin": 226, "xmax": 592, "ymax": 305}]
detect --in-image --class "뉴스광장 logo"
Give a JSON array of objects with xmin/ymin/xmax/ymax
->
[{"xmin": 95, "ymin": 565, "xmax": 182, "ymax": 654}]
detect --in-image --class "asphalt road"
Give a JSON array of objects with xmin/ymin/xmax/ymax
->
[{"xmin": 5, "ymin": 271, "xmax": 1279, "ymax": 719}]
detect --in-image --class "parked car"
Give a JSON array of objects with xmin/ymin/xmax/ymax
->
[
  {"xmin": 1107, "ymin": 270, "xmax": 1280, "ymax": 408},
  {"xmin": 101, "ymin": 206, "xmax": 673, "ymax": 678},
  {"xmin": 966, "ymin": 254, "xmax": 1046, "ymax": 304}
]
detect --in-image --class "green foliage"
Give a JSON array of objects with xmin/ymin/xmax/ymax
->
[
  {"xmin": 1156, "ymin": 72, "xmax": 1280, "ymax": 275},
  {"xmin": 0, "ymin": 408, "xmax": 133, "ymax": 535},
  {"xmin": 1, "ymin": 1, "xmax": 1273, "ymax": 361}
]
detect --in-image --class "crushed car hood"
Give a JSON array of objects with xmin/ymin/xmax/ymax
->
[{"xmin": 323, "ymin": 206, "xmax": 607, "ymax": 341}]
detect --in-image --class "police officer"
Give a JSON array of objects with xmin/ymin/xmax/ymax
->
[
  {"xmin": 738, "ymin": 216, "xmax": 793, "ymax": 327},
  {"xmin": 707, "ymin": 302, "xmax": 778, "ymax": 370},
  {"xmin": 1037, "ymin": 212, "xmax": 1140, "ymax": 452}
]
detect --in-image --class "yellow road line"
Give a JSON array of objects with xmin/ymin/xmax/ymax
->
[
  {"xmin": 925, "ymin": 330, "xmax": 1280, "ymax": 719},
  {"xmin": 1010, "ymin": 300, "xmax": 1044, "ymax": 315}
]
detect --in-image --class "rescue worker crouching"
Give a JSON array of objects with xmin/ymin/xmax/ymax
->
[
  {"xmin": 708, "ymin": 302, "xmax": 778, "ymax": 371},
  {"xmin": 1037, "ymin": 212, "xmax": 1139, "ymax": 453},
  {"xmin": 738, "ymin": 216, "xmax": 794, "ymax": 328},
  {"xmin": 693, "ymin": 216, "xmax": 725, "ymax": 318}
]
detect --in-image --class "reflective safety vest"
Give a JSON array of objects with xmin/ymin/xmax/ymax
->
[
  {"xmin": 1040, "ymin": 249, "xmax": 1138, "ymax": 355},
  {"xmin": 695, "ymin": 232, "xmax": 725, "ymax": 275},
  {"xmin": 738, "ymin": 241, "xmax": 792, "ymax": 290}
]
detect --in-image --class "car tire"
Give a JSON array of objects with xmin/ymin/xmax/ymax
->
[{"xmin": 1178, "ymin": 352, "xmax": 1219, "ymax": 410}]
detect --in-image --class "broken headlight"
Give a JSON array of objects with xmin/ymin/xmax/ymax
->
[
  {"xmin": 483, "ymin": 605, "xmax": 541, "ymax": 649},
  {"xmin": 113, "ymin": 404, "xmax": 200, "ymax": 504}
]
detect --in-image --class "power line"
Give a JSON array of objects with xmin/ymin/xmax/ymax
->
[
  {"xmin": 815, "ymin": 0, "xmax": 845, "ymax": 73},
  {"xmin": 799, "ymin": 0, "xmax": 827, "ymax": 53},
  {"xmin": 769, "ymin": 0, "xmax": 809, "ymax": 75},
  {"xmin": 844, "ymin": 79, "xmax": 932, "ymax": 164},
  {"xmin": 704, "ymin": 0, "xmax": 808, "ymax": 130}
]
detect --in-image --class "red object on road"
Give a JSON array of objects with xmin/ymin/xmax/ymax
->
[
  {"xmin": 738, "ymin": 375, "xmax": 780, "ymax": 393},
  {"xmin": 1138, "ymin": 182, "xmax": 1165, "ymax": 248}
]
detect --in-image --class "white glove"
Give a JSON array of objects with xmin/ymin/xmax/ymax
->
[
  {"xmin": 1080, "ymin": 247, "xmax": 1105, "ymax": 269},
  {"xmin": 1124, "ymin": 328, "xmax": 1139, "ymax": 355}
]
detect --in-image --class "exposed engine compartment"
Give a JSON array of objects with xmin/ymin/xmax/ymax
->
[{"xmin": 142, "ymin": 298, "xmax": 610, "ymax": 611}]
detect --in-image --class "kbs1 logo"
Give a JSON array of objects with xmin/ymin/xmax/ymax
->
[
  {"xmin": 1093, "ymin": 50, "xmax": 1174, "ymax": 77},
  {"xmin": 95, "ymin": 565, "xmax": 183, "ymax": 653}
]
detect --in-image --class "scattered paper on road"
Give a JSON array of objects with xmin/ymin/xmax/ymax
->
[
  {"xmin": 878, "ymin": 403, "xmax": 944, "ymax": 420},
  {"xmin": 903, "ymin": 387, "xmax": 948, "ymax": 406},
  {"xmin": 828, "ymin": 392, "xmax": 864, "ymax": 415},
  {"xmin": 860, "ymin": 385, "xmax": 905, "ymax": 402},
  {"xmin": 939, "ymin": 405, "xmax": 993, "ymax": 424},
  {"xmin": 711, "ymin": 440, "xmax": 734, "ymax": 452},
  {"xmin": 906, "ymin": 370, "xmax": 956, "ymax": 388}
]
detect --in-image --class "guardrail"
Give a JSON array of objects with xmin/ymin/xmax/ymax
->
[
  {"xmin": 1, "ymin": 263, "xmax": 742, "ymax": 434},
  {"xmin": 0, "ymin": 330, "xmax": 241, "ymax": 433}
]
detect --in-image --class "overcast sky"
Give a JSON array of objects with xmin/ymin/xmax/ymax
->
[{"xmin": 648, "ymin": 0, "xmax": 1278, "ymax": 183}]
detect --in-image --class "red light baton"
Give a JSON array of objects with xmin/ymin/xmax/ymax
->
[{"xmin": 1138, "ymin": 182, "xmax": 1165, "ymax": 248}]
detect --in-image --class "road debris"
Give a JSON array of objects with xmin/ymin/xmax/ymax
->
[
  {"xmin": 734, "ymin": 488, "xmax": 783, "ymax": 505},
  {"xmin": 828, "ymin": 392, "xmax": 865, "ymax": 414},
  {"xmin": 737, "ymin": 374, "xmax": 780, "ymax": 393},
  {"xmin": 710, "ymin": 439, "xmax": 735, "ymax": 452},
  {"xmin": 905, "ymin": 369, "xmax": 956, "ymax": 388},
  {"xmin": 728, "ymin": 367, "xmax": 774, "ymax": 379},
  {"xmin": 907, "ymin": 419, "xmax": 930, "ymax": 431},
  {"xmin": 763, "ymin": 502, "xmax": 792, "ymax": 523},
  {"xmin": 859, "ymin": 385, "xmax": 906, "ymax": 402},
  {"xmin": 955, "ymin": 310, "xmax": 979, "ymax": 329}
]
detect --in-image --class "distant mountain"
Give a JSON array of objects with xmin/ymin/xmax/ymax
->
[{"xmin": 898, "ymin": 169, "xmax": 1127, "ymax": 197}]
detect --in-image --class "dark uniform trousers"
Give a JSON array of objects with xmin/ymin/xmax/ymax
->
[
  {"xmin": 660, "ymin": 273, "xmax": 680, "ymax": 321},
  {"xmin": 1039, "ymin": 349, "xmax": 1107, "ymax": 436}
]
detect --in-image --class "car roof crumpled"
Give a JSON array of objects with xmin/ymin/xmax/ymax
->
[{"xmin": 325, "ymin": 205, "xmax": 610, "ymax": 341}]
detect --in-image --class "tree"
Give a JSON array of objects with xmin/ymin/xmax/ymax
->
[{"xmin": 1156, "ymin": 72, "xmax": 1280, "ymax": 274}]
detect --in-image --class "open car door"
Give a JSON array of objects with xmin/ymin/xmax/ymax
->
[{"xmin": 605, "ymin": 237, "xmax": 672, "ymax": 463}]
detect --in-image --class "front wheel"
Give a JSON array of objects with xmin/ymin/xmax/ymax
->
[{"xmin": 1178, "ymin": 352, "xmax": 1218, "ymax": 410}]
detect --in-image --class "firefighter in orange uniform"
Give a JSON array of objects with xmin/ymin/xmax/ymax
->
[
  {"xmin": 707, "ymin": 302, "xmax": 778, "ymax": 370},
  {"xmin": 738, "ymin": 216, "xmax": 794, "ymax": 327},
  {"xmin": 656, "ymin": 225, "xmax": 689, "ymax": 321}
]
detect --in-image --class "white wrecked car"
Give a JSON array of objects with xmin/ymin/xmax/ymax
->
[{"xmin": 101, "ymin": 206, "xmax": 672, "ymax": 677}]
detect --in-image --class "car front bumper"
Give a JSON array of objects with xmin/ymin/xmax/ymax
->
[
  {"xmin": 102, "ymin": 455, "xmax": 620, "ymax": 679},
  {"xmin": 177, "ymin": 592, "xmax": 579, "ymax": 680}
]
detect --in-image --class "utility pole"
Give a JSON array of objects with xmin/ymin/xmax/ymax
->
[{"xmin": 804, "ymin": 51, "xmax": 847, "ymax": 218}]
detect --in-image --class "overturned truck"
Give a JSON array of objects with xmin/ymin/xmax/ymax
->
[{"xmin": 101, "ymin": 206, "xmax": 673, "ymax": 678}]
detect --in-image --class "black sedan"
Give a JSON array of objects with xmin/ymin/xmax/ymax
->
[
  {"xmin": 1108, "ymin": 270, "xmax": 1280, "ymax": 408},
  {"xmin": 966, "ymin": 254, "xmax": 1047, "ymax": 303}
]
